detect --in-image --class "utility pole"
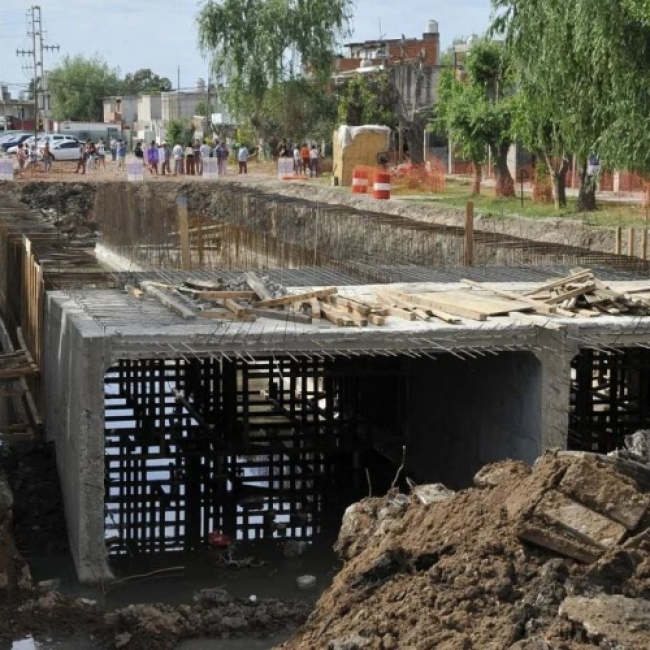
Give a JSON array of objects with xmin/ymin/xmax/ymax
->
[{"xmin": 16, "ymin": 6, "xmax": 59, "ymax": 140}]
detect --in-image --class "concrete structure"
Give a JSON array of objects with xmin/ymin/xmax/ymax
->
[
  {"xmin": 333, "ymin": 125, "xmax": 391, "ymax": 186},
  {"xmin": 42, "ymin": 273, "xmax": 650, "ymax": 582},
  {"xmin": 161, "ymin": 90, "xmax": 207, "ymax": 122}
]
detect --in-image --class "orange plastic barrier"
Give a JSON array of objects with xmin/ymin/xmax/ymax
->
[
  {"xmin": 352, "ymin": 167, "xmax": 369, "ymax": 194},
  {"xmin": 373, "ymin": 171, "xmax": 391, "ymax": 200}
]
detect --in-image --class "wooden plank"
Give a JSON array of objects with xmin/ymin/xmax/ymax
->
[
  {"xmin": 192, "ymin": 290, "xmax": 257, "ymax": 300},
  {"xmin": 629, "ymin": 227, "xmax": 635, "ymax": 257},
  {"xmin": 320, "ymin": 303, "xmax": 354, "ymax": 327},
  {"xmin": 545, "ymin": 282, "xmax": 596, "ymax": 304},
  {"xmin": 223, "ymin": 299, "xmax": 246, "ymax": 316},
  {"xmin": 177, "ymin": 198, "xmax": 191, "ymax": 271},
  {"xmin": 329, "ymin": 295, "xmax": 371, "ymax": 316},
  {"xmin": 124, "ymin": 284, "xmax": 144, "ymax": 299},
  {"xmin": 525, "ymin": 270, "xmax": 593, "ymax": 296},
  {"xmin": 245, "ymin": 307, "xmax": 312, "ymax": 324},
  {"xmin": 244, "ymin": 272, "xmax": 274, "ymax": 301},
  {"xmin": 391, "ymin": 290, "xmax": 488, "ymax": 321},
  {"xmin": 141, "ymin": 282, "xmax": 196, "ymax": 320},
  {"xmin": 310, "ymin": 298, "xmax": 321, "ymax": 319},
  {"xmin": 460, "ymin": 280, "xmax": 557, "ymax": 316},
  {"xmin": 384, "ymin": 306, "xmax": 417, "ymax": 321},
  {"xmin": 257, "ymin": 287, "xmax": 337, "ymax": 308},
  {"xmin": 374, "ymin": 289, "xmax": 431, "ymax": 321},
  {"xmin": 368, "ymin": 313, "xmax": 385, "ymax": 326},
  {"xmin": 615, "ymin": 226, "xmax": 622, "ymax": 255}
]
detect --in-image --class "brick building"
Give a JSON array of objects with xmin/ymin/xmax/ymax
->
[{"xmin": 333, "ymin": 20, "xmax": 443, "ymax": 162}]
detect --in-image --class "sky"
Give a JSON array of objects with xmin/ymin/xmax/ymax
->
[{"xmin": 0, "ymin": 0, "xmax": 492, "ymax": 97}]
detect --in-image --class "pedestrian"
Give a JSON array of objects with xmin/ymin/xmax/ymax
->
[
  {"xmin": 97, "ymin": 138, "xmax": 106, "ymax": 170},
  {"xmin": 200, "ymin": 140, "xmax": 212, "ymax": 175},
  {"xmin": 134, "ymin": 141, "xmax": 144, "ymax": 166},
  {"xmin": 26, "ymin": 143, "xmax": 38, "ymax": 172},
  {"xmin": 185, "ymin": 142, "xmax": 196, "ymax": 175},
  {"xmin": 147, "ymin": 140, "xmax": 159, "ymax": 175},
  {"xmin": 42, "ymin": 141, "xmax": 53, "ymax": 173},
  {"xmin": 16, "ymin": 143, "xmax": 26, "ymax": 176},
  {"xmin": 309, "ymin": 145, "xmax": 319, "ymax": 177},
  {"xmin": 193, "ymin": 139, "xmax": 203, "ymax": 175},
  {"xmin": 161, "ymin": 141, "xmax": 171, "ymax": 176},
  {"xmin": 110, "ymin": 137, "xmax": 118, "ymax": 162},
  {"xmin": 293, "ymin": 144, "xmax": 301, "ymax": 174},
  {"xmin": 301, "ymin": 143, "xmax": 310, "ymax": 176},
  {"xmin": 116, "ymin": 140, "xmax": 127, "ymax": 173},
  {"xmin": 75, "ymin": 142, "xmax": 86, "ymax": 175},
  {"xmin": 238, "ymin": 144, "xmax": 249, "ymax": 174},
  {"xmin": 216, "ymin": 141, "xmax": 228, "ymax": 176},
  {"xmin": 172, "ymin": 142, "xmax": 184, "ymax": 175}
]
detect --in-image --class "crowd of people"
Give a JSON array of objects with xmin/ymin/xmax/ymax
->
[
  {"xmin": 277, "ymin": 139, "xmax": 322, "ymax": 177},
  {"xmin": 13, "ymin": 134, "xmax": 323, "ymax": 179}
]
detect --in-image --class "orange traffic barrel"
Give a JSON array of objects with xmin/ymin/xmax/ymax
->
[
  {"xmin": 352, "ymin": 168, "xmax": 369, "ymax": 194},
  {"xmin": 373, "ymin": 171, "xmax": 391, "ymax": 199}
]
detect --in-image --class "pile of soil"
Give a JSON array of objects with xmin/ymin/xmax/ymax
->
[{"xmin": 279, "ymin": 454, "xmax": 650, "ymax": 650}]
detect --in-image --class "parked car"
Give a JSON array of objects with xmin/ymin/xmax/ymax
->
[
  {"xmin": 38, "ymin": 140, "xmax": 83, "ymax": 161},
  {"xmin": 6, "ymin": 134, "xmax": 78, "ymax": 155},
  {"xmin": 0, "ymin": 133, "xmax": 32, "ymax": 152}
]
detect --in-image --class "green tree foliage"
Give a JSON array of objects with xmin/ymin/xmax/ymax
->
[
  {"xmin": 197, "ymin": 0, "xmax": 352, "ymax": 139},
  {"xmin": 338, "ymin": 70, "xmax": 400, "ymax": 128},
  {"xmin": 48, "ymin": 55, "xmax": 121, "ymax": 122},
  {"xmin": 122, "ymin": 68, "xmax": 173, "ymax": 94},
  {"xmin": 436, "ymin": 39, "xmax": 515, "ymax": 197},
  {"xmin": 492, "ymin": 0, "xmax": 650, "ymax": 210},
  {"xmin": 166, "ymin": 119, "xmax": 195, "ymax": 146}
]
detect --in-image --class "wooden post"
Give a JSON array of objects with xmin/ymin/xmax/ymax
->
[
  {"xmin": 643, "ymin": 229, "xmax": 648, "ymax": 261},
  {"xmin": 615, "ymin": 226, "xmax": 622, "ymax": 255},
  {"xmin": 177, "ymin": 197, "xmax": 191, "ymax": 270},
  {"xmin": 628, "ymin": 227, "xmax": 635, "ymax": 258},
  {"xmin": 465, "ymin": 201, "xmax": 474, "ymax": 267}
]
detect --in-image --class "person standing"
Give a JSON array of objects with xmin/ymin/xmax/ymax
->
[
  {"xmin": 16, "ymin": 143, "xmax": 27, "ymax": 176},
  {"xmin": 97, "ymin": 138, "xmax": 106, "ymax": 171},
  {"xmin": 293, "ymin": 144, "xmax": 301, "ymax": 174},
  {"xmin": 300, "ymin": 143, "xmax": 310, "ymax": 176},
  {"xmin": 75, "ymin": 142, "xmax": 86, "ymax": 175},
  {"xmin": 147, "ymin": 140, "xmax": 159, "ymax": 175},
  {"xmin": 115, "ymin": 140, "xmax": 127, "ymax": 173},
  {"xmin": 216, "ymin": 141, "xmax": 228, "ymax": 176},
  {"xmin": 185, "ymin": 142, "xmax": 195, "ymax": 175},
  {"xmin": 161, "ymin": 142, "xmax": 171, "ymax": 176},
  {"xmin": 42, "ymin": 141, "xmax": 53, "ymax": 173},
  {"xmin": 172, "ymin": 142, "xmax": 184, "ymax": 175},
  {"xmin": 238, "ymin": 144, "xmax": 249, "ymax": 174},
  {"xmin": 193, "ymin": 139, "xmax": 202, "ymax": 175},
  {"xmin": 200, "ymin": 140, "xmax": 211, "ymax": 175},
  {"xmin": 134, "ymin": 141, "xmax": 144, "ymax": 167},
  {"xmin": 309, "ymin": 145, "xmax": 319, "ymax": 177},
  {"xmin": 110, "ymin": 137, "xmax": 118, "ymax": 162}
]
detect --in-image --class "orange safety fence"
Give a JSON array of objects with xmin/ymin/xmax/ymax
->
[{"xmin": 390, "ymin": 160, "xmax": 446, "ymax": 194}]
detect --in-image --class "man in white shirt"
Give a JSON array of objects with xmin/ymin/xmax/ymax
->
[
  {"xmin": 172, "ymin": 143, "xmax": 184, "ymax": 175},
  {"xmin": 293, "ymin": 146, "xmax": 301, "ymax": 174},
  {"xmin": 200, "ymin": 142, "xmax": 212, "ymax": 176}
]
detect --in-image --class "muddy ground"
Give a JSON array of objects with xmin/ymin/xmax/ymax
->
[
  {"xmin": 0, "ymin": 177, "xmax": 620, "ymax": 254},
  {"xmin": 0, "ymin": 443, "xmax": 313, "ymax": 650}
]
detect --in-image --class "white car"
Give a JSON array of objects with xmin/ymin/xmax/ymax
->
[
  {"xmin": 7, "ymin": 134, "xmax": 78, "ymax": 154},
  {"xmin": 38, "ymin": 140, "xmax": 83, "ymax": 161}
]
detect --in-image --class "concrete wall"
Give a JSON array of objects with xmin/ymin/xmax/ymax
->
[
  {"xmin": 406, "ymin": 352, "xmax": 543, "ymax": 489},
  {"xmin": 44, "ymin": 294, "xmax": 112, "ymax": 584},
  {"xmin": 333, "ymin": 126, "xmax": 391, "ymax": 187}
]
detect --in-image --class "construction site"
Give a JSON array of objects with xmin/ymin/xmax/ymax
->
[{"xmin": 1, "ymin": 173, "xmax": 650, "ymax": 650}]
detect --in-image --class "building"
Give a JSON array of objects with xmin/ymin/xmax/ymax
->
[
  {"xmin": 102, "ymin": 96, "xmax": 139, "ymax": 126},
  {"xmin": 333, "ymin": 21, "xmax": 443, "ymax": 162},
  {"xmin": 1, "ymin": 85, "xmax": 37, "ymax": 129}
]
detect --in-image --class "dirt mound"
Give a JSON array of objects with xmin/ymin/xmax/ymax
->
[{"xmin": 279, "ymin": 453, "xmax": 650, "ymax": 650}]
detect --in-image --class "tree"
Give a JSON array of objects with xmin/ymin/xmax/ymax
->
[
  {"xmin": 195, "ymin": 101, "xmax": 209, "ymax": 117},
  {"xmin": 492, "ymin": 0, "xmax": 650, "ymax": 211},
  {"xmin": 436, "ymin": 39, "xmax": 515, "ymax": 197},
  {"xmin": 338, "ymin": 70, "xmax": 400, "ymax": 128},
  {"xmin": 436, "ymin": 70, "xmax": 489, "ymax": 195},
  {"xmin": 122, "ymin": 69, "xmax": 173, "ymax": 94},
  {"xmin": 166, "ymin": 119, "xmax": 195, "ymax": 146},
  {"xmin": 48, "ymin": 55, "xmax": 120, "ymax": 122},
  {"xmin": 197, "ymin": 0, "xmax": 352, "ymax": 139}
]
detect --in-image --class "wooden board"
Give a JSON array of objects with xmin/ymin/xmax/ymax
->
[
  {"xmin": 244, "ymin": 272, "xmax": 274, "ymax": 301},
  {"xmin": 256, "ymin": 287, "xmax": 337, "ymax": 308},
  {"xmin": 525, "ymin": 270, "xmax": 593, "ymax": 295},
  {"xmin": 460, "ymin": 280, "xmax": 557, "ymax": 316},
  {"xmin": 245, "ymin": 307, "xmax": 312, "ymax": 324},
  {"xmin": 545, "ymin": 283, "xmax": 596, "ymax": 304}
]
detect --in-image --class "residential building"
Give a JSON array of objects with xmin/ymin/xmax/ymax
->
[
  {"xmin": 333, "ymin": 21, "xmax": 443, "ymax": 162},
  {"xmin": 161, "ymin": 90, "xmax": 208, "ymax": 122},
  {"xmin": 1, "ymin": 85, "xmax": 37, "ymax": 128},
  {"xmin": 103, "ymin": 96, "xmax": 139, "ymax": 126}
]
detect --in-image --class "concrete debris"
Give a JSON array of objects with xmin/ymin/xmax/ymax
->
[
  {"xmin": 296, "ymin": 575, "xmax": 317, "ymax": 590},
  {"xmin": 282, "ymin": 453, "xmax": 650, "ymax": 650},
  {"xmin": 411, "ymin": 483, "xmax": 455, "ymax": 505},
  {"xmin": 609, "ymin": 429, "xmax": 650, "ymax": 465},
  {"xmin": 560, "ymin": 595, "xmax": 650, "ymax": 647}
]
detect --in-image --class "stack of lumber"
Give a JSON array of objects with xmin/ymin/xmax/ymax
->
[{"xmin": 0, "ymin": 347, "xmax": 39, "ymax": 385}]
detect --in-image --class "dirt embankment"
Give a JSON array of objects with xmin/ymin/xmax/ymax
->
[
  {"xmin": 279, "ymin": 453, "xmax": 650, "ymax": 650},
  {"xmin": 0, "ymin": 178, "xmax": 620, "ymax": 254}
]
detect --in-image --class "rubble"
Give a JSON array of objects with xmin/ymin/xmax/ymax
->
[{"xmin": 280, "ymin": 452, "xmax": 650, "ymax": 650}]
